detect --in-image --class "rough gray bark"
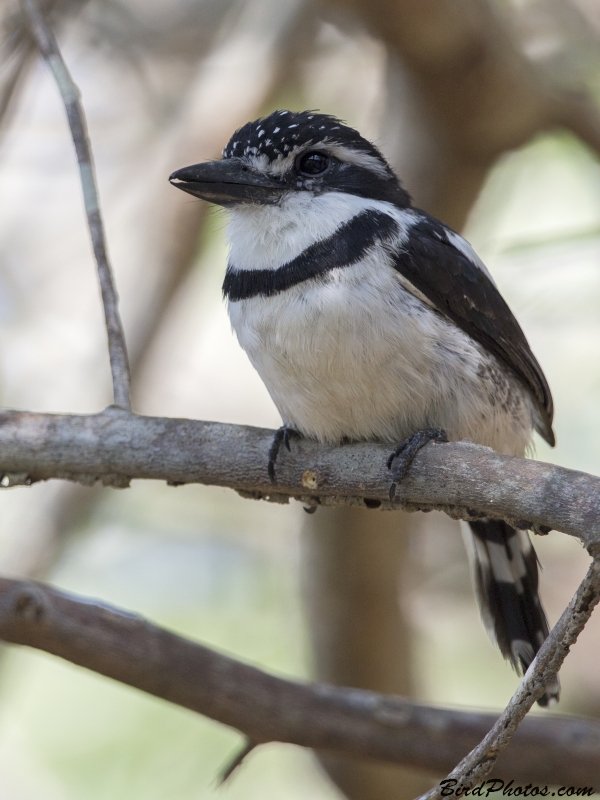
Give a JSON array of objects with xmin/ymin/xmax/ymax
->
[
  {"xmin": 1, "ymin": 575, "xmax": 600, "ymax": 785},
  {"xmin": 0, "ymin": 409, "xmax": 598, "ymax": 547}
]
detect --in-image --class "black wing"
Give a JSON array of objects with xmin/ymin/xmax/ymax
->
[{"xmin": 393, "ymin": 212, "xmax": 555, "ymax": 446}]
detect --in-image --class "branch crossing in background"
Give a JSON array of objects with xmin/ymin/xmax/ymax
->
[{"xmin": 0, "ymin": 575, "xmax": 599, "ymax": 787}]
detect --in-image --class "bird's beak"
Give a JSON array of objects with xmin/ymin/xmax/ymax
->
[{"xmin": 169, "ymin": 158, "xmax": 285, "ymax": 206}]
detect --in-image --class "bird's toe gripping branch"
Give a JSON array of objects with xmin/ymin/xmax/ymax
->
[
  {"xmin": 267, "ymin": 425, "xmax": 302, "ymax": 483},
  {"xmin": 387, "ymin": 428, "xmax": 449, "ymax": 501}
]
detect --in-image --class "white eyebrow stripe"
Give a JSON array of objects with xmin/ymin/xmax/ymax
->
[
  {"xmin": 264, "ymin": 142, "xmax": 391, "ymax": 179},
  {"xmin": 324, "ymin": 144, "xmax": 390, "ymax": 178}
]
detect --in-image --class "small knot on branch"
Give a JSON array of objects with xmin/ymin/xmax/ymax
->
[
  {"xmin": 12, "ymin": 586, "xmax": 47, "ymax": 622},
  {"xmin": 0, "ymin": 472, "xmax": 32, "ymax": 487}
]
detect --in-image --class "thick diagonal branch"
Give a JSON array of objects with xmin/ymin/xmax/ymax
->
[
  {"xmin": 21, "ymin": 0, "xmax": 131, "ymax": 409},
  {"xmin": 0, "ymin": 576, "xmax": 599, "ymax": 785},
  {"xmin": 0, "ymin": 409, "xmax": 599, "ymax": 548}
]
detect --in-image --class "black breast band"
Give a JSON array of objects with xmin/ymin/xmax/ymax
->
[{"xmin": 223, "ymin": 209, "xmax": 398, "ymax": 301}]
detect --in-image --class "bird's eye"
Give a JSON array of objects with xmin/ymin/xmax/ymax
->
[{"xmin": 297, "ymin": 151, "xmax": 330, "ymax": 176}]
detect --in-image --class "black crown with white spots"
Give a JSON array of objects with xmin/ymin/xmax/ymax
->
[{"xmin": 223, "ymin": 110, "xmax": 389, "ymax": 168}]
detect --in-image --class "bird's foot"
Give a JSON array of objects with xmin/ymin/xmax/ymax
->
[
  {"xmin": 387, "ymin": 428, "xmax": 448, "ymax": 501},
  {"xmin": 268, "ymin": 425, "xmax": 301, "ymax": 483}
]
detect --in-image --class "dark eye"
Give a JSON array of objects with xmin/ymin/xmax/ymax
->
[{"xmin": 297, "ymin": 151, "xmax": 330, "ymax": 176}]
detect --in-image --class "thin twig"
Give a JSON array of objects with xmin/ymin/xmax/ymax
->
[
  {"xmin": 216, "ymin": 739, "xmax": 257, "ymax": 785},
  {"xmin": 20, "ymin": 0, "xmax": 131, "ymax": 410},
  {"xmin": 0, "ymin": 0, "xmax": 81, "ymax": 131},
  {"xmin": 0, "ymin": 49, "xmax": 32, "ymax": 127},
  {"xmin": 419, "ymin": 557, "xmax": 600, "ymax": 800},
  {"xmin": 0, "ymin": 576, "xmax": 600, "ymax": 784}
]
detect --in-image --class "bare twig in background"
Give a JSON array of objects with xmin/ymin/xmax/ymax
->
[
  {"xmin": 420, "ymin": 558, "xmax": 600, "ymax": 799},
  {"xmin": 21, "ymin": 0, "xmax": 131, "ymax": 409},
  {"xmin": 3, "ymin": 0, "xmax": 315, "ymax": 579},
  {"xmin": 0, "ymin": 409, "xmax": 599, "ymax": 547},
  {"xmin": 0, "ymin": 0, "xmax": 84, "ymax": 130},
  {"xmin": 342, "ymin": 0, "xmax": 600, "ymax": 229},
  {"xmin": 217, "ymin": 739, "xmax": 257, "ymax": 785},
  {"xmin": 0, "ymin": 575, "xmax": 599, "ymax": 785},
  {"xmin": 1, "ymin": 0, "xmax": 315, "ymax": 582},
  {"xmin": 0, "ymin": 48, "xmax": 33, "ymax": 126}
]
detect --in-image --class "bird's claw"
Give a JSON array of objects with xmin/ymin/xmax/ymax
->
[
  {"xmin": 268, "ymin": 425, "xmax": 301, "ymax": 483},
  {"xmin": 387, "ymin": 428, "xmax": 448, "ymax": 501}
]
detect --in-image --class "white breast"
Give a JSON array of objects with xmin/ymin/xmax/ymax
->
[{"xmin": 225, "ymin": 195, "xmax": 535, "ymax": 456}]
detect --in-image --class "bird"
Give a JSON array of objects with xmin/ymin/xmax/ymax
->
[{"xmin": 170, "ymin": 109, "xmax": 558, "ymax": 706}]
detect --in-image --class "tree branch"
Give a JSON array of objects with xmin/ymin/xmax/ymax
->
[
  {"xmin": 0, "ymin": 408, "xmax": 598, "ymax": 549},
  {"xmin": 9, "ymin": 5, "xmax": 600, "ymax": 791},
  {"xmin": 21, "ymin": 0, "xmax": 131, "ymax": 410},
  {"xmin": 0, "ymin": 575, "xmax": 599, "ymax": 785},
  {"xmin": 420, "ymin": 557, "xmax": 600, "ymax": 799},
  {"xmin": 554, "ymin": 89, "xmax": 600, "ymax": 157},
  {"xmin": 335, "ymin": 0, "xmax": 600, "ymax": 229},
  {"xmin": 0, "ymin": 0, "xmax": 84, "ymax": 131}
]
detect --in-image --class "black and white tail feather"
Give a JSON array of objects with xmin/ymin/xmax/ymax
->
[{"xmin": 463, "ymin": 519, "xmax": 559, "ymax": 707}]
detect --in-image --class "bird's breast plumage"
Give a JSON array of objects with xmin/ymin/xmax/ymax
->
[{"xmin": 225, "ymin": 196, "xmax": 535, "ymax": 454}]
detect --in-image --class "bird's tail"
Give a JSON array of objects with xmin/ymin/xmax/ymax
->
[{"xmin": 463, "ymin": 519, "xmax": 559, "ymax": 707}]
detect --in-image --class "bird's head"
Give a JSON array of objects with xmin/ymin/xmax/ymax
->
[{"xmin": 169, "ymin": 110, "xmax": 410, "ymax": 209}]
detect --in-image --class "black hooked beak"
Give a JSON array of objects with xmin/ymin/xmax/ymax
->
[{"xmin": 169, "ymin": 158, "xmax": 286, "ymax": 206}]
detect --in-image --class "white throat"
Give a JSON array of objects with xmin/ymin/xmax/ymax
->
[{"xmin": 226, "ymin": 191, "xmax": 399, "ymax": 271}]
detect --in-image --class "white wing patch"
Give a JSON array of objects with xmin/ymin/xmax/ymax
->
[{"xmin": 443, "ymin": 228, "xmax": 497, "ymax": 287}]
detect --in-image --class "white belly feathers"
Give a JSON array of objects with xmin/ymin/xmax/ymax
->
[{"xmin": 225, "ymin": 195, "xmax": 535, "ymax": 456}]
